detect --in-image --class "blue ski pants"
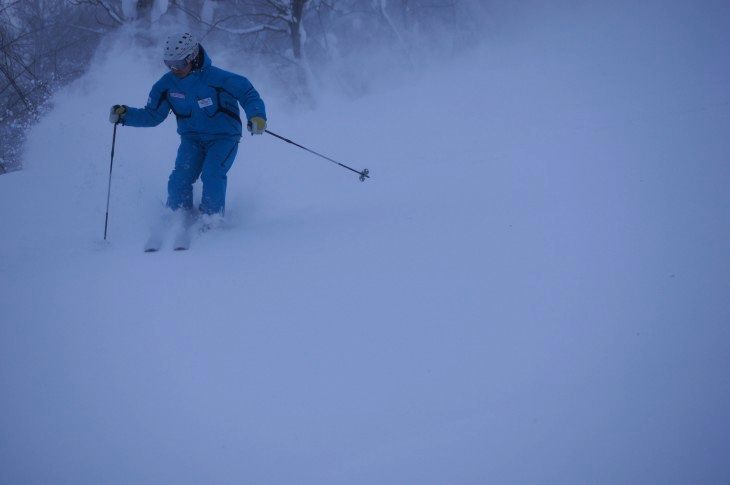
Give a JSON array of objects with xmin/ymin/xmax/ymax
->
[{"xmin": 167, "ymin": 136, "xmax": 239, "ymax": 215}]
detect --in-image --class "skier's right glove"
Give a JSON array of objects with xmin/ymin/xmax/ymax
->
[{"xmin": 109, "ymin": 105, "xmax": 127, "ymax": 124}]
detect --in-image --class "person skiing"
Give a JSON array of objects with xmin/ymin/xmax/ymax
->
[{"xmin": 109, "ymin": 32, "xmax": 266, "ymax": 225}]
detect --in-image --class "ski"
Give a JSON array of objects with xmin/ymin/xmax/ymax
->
[
  {"xmin": 172, "ymin": 210, "xmax": 197, "ymax": 251},
  {"xmin": 144, "ymin": 241, "xmax": 161, "ymax": 252},
  {"xmin": 144, "ymin": 229, "xmax": 162, "ymax": 251},
  {"xmin": 144, "ymin": 213, "xmax": 173, "ymax": 252},
  {"xmin": 143, "ymin": 210, "xmax": 196, "ymax": 252},
  {"xmin": 173, "ymin": 224, "xmax": 192, "ymax": 250}
]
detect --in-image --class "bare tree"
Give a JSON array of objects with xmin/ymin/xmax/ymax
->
[
  {"xmin": 0, "ymin": 0, "xmax": 103, "ymax": 172},
  {"xmin": 71, "ymin": 0, "xmax": 160, "ymax": 25},
  {"xmin": 0, "ymin": 0, "xmax": 482, "ymax": 173},
  {"xmin": 171, "ymin": 0, "xmax": 316, "ymax": 60}
]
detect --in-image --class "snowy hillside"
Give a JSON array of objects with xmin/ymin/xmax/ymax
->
[{"xmin": 2, "ymin": 2, "xmax": 730, "ymax": 483}]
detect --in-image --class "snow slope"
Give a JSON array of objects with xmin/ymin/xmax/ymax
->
[{"xmin": 2, "ymin": 2, "xmax": 730, "ymax": 483}]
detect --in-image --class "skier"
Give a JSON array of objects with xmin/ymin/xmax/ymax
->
[{"xmin": 109, "ymin": 32, "xmax": 266, "ymax": 229}]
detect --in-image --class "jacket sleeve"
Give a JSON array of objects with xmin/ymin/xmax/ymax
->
[
  {"xmin": 223, "ymin": 74, "xmax": 266, "ymax": 121},
  {"xmin": 123, "ymin": 78, "xmax": 171, "ymax": 127}
]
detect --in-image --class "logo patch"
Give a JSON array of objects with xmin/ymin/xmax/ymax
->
[
  {"xmin": 170, "ymin": 92, "xmax": 186, "ymax": 99},
  {"xmin": 197, "ymin": 97, "xmax": 213, "ymax": 108}
]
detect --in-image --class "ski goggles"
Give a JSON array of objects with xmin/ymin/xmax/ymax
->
[{"xmin": 164, "ymin": 58, "xmax": 190, "ymax": 71}]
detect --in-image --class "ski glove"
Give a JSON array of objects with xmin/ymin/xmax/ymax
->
[
  {"xmin": 247, "ymin": 116, "xmax": 266, "ymax": 135},
  {"xmin": 109, "ymin": 105, "xmax": 127, "ymax": 124}
]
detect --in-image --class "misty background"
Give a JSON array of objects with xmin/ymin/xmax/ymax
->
[
  {"xmin": 0, "ymin": 0, "xmax": 484, "ymax": 173},
  {"xmin": 1, "ymin": 0, "xmax": 729, "ymax": 483}
]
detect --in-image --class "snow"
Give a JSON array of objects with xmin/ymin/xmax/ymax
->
[
  {"xmin": 200, "ymin": 0, "xmax": 215, "ymax": 26},
  {"xmin": 2, "ymin": 1, "xmax": 730, "ymax": 483},
  {"xmin": 121, "ymin": 0, "xmax": 138, "ymax": 20},
  {"xmin": 151, "ymin": 0, "xmax": 170, "ymax": 24}
]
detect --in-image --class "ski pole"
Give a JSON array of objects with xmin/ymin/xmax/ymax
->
[
  {"xmin": 103, "ymin": 122, "xmax": 119, "ymax": 240},
  {"xmin": 265, "ymin": 130, "xmax": 370, "ymax": 182}
]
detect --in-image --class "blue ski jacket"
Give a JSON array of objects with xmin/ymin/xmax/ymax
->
[{"xmin": 123, "ymin": 47, "xmax": 266, "ymax": 139}]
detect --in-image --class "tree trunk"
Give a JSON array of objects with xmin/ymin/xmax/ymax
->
[{"xmin": 290, "ymin": 0, "xmax": 307, "ymax": 59}]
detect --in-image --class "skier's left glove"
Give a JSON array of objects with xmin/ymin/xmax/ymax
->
[
  {"xmin": 247, "ymin": 116, "xmax": 266, "ymax": 135},
  {"xmin": 109, "ymin": 105, "xmax": 127, "ymax": 124}
]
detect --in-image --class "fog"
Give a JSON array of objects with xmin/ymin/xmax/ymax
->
[{"xmin": 1, "ymin": 1, "xmax": 729, "ymax": 483}]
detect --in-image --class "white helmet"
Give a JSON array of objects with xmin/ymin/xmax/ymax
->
[{"xmin": 164, "ymin": 32, "xmax": 198, "ymax": 61}]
